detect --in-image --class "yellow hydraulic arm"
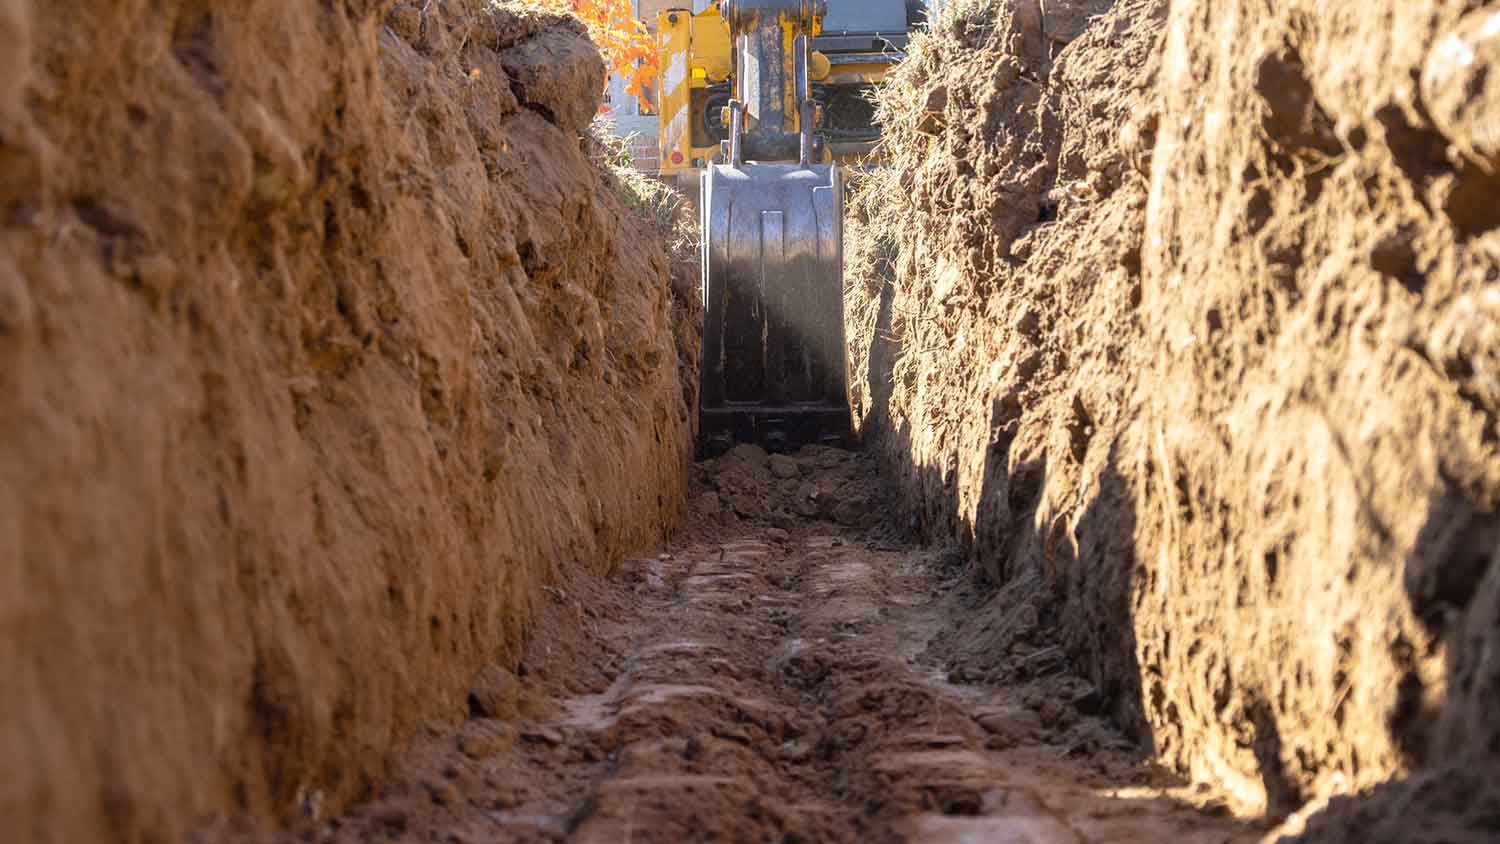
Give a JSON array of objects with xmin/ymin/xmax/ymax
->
[{"xmin": 657, "ymin": 1, "xmax": 893, "ymax": 177}]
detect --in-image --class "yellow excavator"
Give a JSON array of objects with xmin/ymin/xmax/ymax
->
[
  {"xmin": 656, "ymin": 1, "xmax": 916, "ymax": 176},
  {"xmin": 658, "ymin": 1, "xmax": 917, "ymax": 456}
]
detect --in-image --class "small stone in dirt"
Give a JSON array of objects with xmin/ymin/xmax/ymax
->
[
  {"xmin": 729, "ymin": 492, "xmax": 764, "ymax": 519},
  {"xmin": 779, "ymin": 740, "xmax": 812, "ymax": 763},
  {"xmin": 985, "ymin": 732, "xmax": 1016, "ymax": 751},
  {"xmin": 975, "ymin": 705, "xmax": 1044, "ymax": 742},
  {"xmin": 468, "ymin": 664, "xmax": 520, "ymax": 720},
  {"xmin": 946, "ymin": 666, "xmax": 981, "ymax": 684},
  {"xmin": 836, "ymin": 720, "xmax": 869, "ymax": 746},
  {"xmin": 521, "ymin": 725, "xmax": 565, "ymax": 746},
  {"xmin": 1037, "ymin": 697, "xmax": 1078, "ymax": 731},
  {"xmin": 427, "ymin": 781, "xmax": 462, "ymax": 807},
  {"xmin": 486, "ymin": 784, "xmax": 525, "ymax": 810},
  {"xmin": 728, "ymin": 443, "xmax": 768, "ymax": 466},
  {"xmin": 941, "ymin": 790, "xmax": 985, "ymax": 816},
  {"xmin": 769, "ymin": 454, "xmax": 800, "ymax": 479},
  {"xmin": 385, "ymin": 4, "xmax": 422, "ymax": 42},
  {"xmin": 833, "ymin": 500, "xmax": 866, "ymax": 527},
  {"xmin": 371, "ymin": 807, "xmax": 408, "ymax": 833},
  {"xmin": 766, "ymin": 527, "xmax": 791, "ymax": 543},
  {"xmin": 794, "ymin": 482, "xmax": 821, "ymax": 517},
  {"xmin": 698, "ymin": 491, "xmax": 723, "ymax": 518},
  {"xmin": 770, "ymin": 510, "xmax": 800, "ymax": 531},
  {"xmin": 458, "ymin": 724, "xmax": 515, "ymax": 759}
]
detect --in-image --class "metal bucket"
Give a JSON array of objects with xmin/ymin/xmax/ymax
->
[{"xmin": 698, "ymin": 161, "xmax": 852, "ymax": 455}]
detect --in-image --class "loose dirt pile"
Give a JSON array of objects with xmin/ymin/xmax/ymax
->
[
  {"xmin": 848, "ymin": 0, "xmax": 1500, "ymax": 838},
  {"xmin": 228, "ymin": 450, "xmax": 1262, "ymax": 844},
  {"xmin": 689, "ymin": 444, "xmax": 892, "ymax": 532},
  {"xmin": 1, "ymin": 2, "xmax": 696, "ymax": 841}
]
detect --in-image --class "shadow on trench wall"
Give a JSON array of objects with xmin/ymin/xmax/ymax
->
[
  {"xmin": 856, "ymin": 275, "xmax": 1500, "ymax": 837},
  {"xmin": 860, "ymin": 284, "xmax": 1147, "ymax": 743},
  {"xmin": 1284, "ymin": 500, "xmax": 1500, "ymax": 841}
]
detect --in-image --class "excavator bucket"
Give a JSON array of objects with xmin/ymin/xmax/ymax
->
[
  {"xmin": 694, "ymin": 0, "xmax": 853, "ymax": 456},
  {"xmin": 699, "ymin": 162, "xmax": 850, "ymax": 456}
]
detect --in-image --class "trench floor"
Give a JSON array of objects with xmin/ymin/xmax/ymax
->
[{"xmin": 246, "ymin": 448, "xmax": 1268, "ymax": 844}]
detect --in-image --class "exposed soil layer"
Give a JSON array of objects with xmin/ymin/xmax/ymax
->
[
  {"xmin": 1, "ymin": 2, "xmax": 695, "ymax": 841},
  {"xmin": 11, "ymin": 0, "xmax": 1500, "ymax": 840},
  {"xmin": 223, "ymin": 448, "xmax": 1263, "ymax": 843},
  {"xmin": 847, "ymin": 0, "xmax": 1500, "ymax": 838}
]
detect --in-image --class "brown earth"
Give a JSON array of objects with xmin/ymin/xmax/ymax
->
[
  {"xmin": 221, "ymin": 448, "xmax": 1265, "ymax": 844},
  {"xmin": 1, "ymin": 2, "xmax": 696, "ymax": 842},
  {"xmin": 8, "ymin": 0, "xmax": 1500, "ymax": 841},
  {"xmin": 847, "ymin": 0, "xmax": 1500, "ymax": 840}
]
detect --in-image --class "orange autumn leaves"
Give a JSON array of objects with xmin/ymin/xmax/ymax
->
[{"xmin": 518, "ymin": 0, "xmax": 659, "ymax": 110}]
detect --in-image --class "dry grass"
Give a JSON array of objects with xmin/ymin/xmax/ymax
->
[
  {"xmin": 844, "ymin": 167, "xmax": 903, "ymax": 302},
  {"xmin": 845, "ymin": 0, "xmax": 1007, "ymax": 297}
]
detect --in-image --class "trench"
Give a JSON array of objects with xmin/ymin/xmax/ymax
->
[
  {"xmin": 238, "ymin": 447, "xmax": 1265, "ymax": 844},
  {"xmin": 12, "ymin": 1, "xmax": 1500, "ymax": 842}
]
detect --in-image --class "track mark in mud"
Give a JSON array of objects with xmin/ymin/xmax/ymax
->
[{"xmin": 242, "ymin": 448, "xmax": 1266, "ymax": 844}]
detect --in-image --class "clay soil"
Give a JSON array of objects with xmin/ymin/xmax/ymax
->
[
  {"xmin": 2, "ymin": 2, "xmax": 696, "ymax": 841},
  {"xmin": 847, "ymin": 0, "xmax": 1500, "ymax": 839},
  {"xmin": 222, "ymin": 447, "xmax": 1266, "ymax": 843}
]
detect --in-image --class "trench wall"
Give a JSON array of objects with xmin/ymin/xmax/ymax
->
[
  {"xmin": 848, "ymin": 0, "xmax": 1500, "ymax": 833},
  {"xmin": 0, "ymin": 2, "xmax": 696, "ymax": 840}
]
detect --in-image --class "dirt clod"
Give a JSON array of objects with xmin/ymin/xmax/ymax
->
[
  {"xmin": 770, "ymin": 453, "xmax": 802, "ymax": 479},
  {"xmin": 1423, "ymin": 8, "xmax": 1500, "ymax": 171},
  {"xmin": 468, "ymin": 665, "xmax": 522, "ymax": 720}
]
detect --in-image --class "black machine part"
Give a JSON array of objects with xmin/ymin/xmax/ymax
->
[
  {"xmin": 821, "ymin": 0, "xmax": 907, "ymax": 34},
  {"xmin": 698, "ymin": 164, "xmax": 850, "ymax": 457},
  {"xmin": 815, "ymin": 0, "xmax": 914, "ymax": 52}
]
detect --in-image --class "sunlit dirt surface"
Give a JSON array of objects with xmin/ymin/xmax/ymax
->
[{"xmin": 220, "ymin": 447, "xmax": 1268, "ymax": 843}]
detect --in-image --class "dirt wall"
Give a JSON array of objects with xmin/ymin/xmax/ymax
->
[
  {"xmin": 0, "ymin": 2, "xmax": 695, "ymax": 842},
  {"xmin": 849, "ymin": 0, "xmax": 1500, "ymax": 835}
]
